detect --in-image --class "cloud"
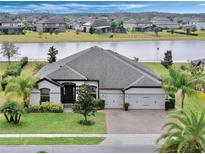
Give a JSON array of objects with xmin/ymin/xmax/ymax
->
[
  {"xmin": 0, "ymin": 2, "xmax": 152, "ymax": 14},
  {"xmin": 200, "ymin": 3, "xmax": 205, "ymax": 6}
]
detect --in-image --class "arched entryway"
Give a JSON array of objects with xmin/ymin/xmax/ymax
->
[{"xmin": 61, "ymin": 82, "xmax": 76, "ymax": 104}]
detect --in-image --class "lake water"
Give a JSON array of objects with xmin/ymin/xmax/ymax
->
[{"xmin": 1, "ymin": 40, "xmax": 205, "ymax": 62}]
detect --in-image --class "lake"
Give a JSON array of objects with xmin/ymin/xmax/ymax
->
[{"xmin": 0, "ymin": 40, "xmax": 205, "ymax": 62}]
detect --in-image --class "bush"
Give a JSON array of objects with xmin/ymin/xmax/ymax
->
[
  {"xmin": 1, "ymin": 79, "xmax": 7, "ymax": 91},
  {"xmin": 3, "ymin": 64, "xmax": 21, "ymax": 77},
  {"xmin": 165, "ymin": 97, "xmax": 175, "ymax": 111},
  {"xmin": 29, "ymin": 102, "xmax": 64, "ymax": 113},
  {"xmin": 0, "ymin": 100, "xmax": 23, "ymax": 124},
  {"xmin": 94, "ymin": 99, "xmax": 105, "ymax": 110},
  {"xmin": 20, "ymin": 57, "xmax": 28, "ymax": 68}
]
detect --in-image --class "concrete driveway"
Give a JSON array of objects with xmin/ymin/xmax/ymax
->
[{"xmin": 104, "ymin": 109, "xmax": 167, "ymax": 134}]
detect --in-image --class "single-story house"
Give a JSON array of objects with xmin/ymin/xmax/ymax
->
[
  {"xmin": 151, "ymin": 17, "xmax": 179, "ymax": 29},
  {"xmin": 80, "ymin": 19, "xmax": 111, "ymax": 33},
  {"xmin": 0, "ymin": 19, "xmax": 24, "ymax": 34},
  {"xmin": 135, "ymin": 20, "xmax": 154, "ymax": 32},
  {"xmin": 31, "ymin": 46, "xmax": 166, "ymax": 109},
  {"xmin": 191, "ymin": 58, "xmax": 205, "ymax": 70},
  {"xmin": 124, "ymin": 19, "xmax": 137, "ymax": 31},
  {"xmin": 193, "ymin": 21, "xmax": 205, "ymax": 30},
  {"xmin": 36, "ymin": 18, "xmax": 66, "ymax": 33}
]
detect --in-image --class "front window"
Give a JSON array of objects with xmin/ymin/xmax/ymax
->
[{"xmin": 40, "ymin": 88, "xmax": 50, "ymax": 103}]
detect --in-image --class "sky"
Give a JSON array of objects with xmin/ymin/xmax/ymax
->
[{"xmin": 1, "ymin": 1, "xmax": 205, "ymax": 14}]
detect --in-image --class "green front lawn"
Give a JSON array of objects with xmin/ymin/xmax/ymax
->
[
  {"xmin": 0, "ymin": 112, "xmax": 106, "ymax": 134},
  {"xmin": 0, "ymin": 137, "xmax": 104, "ymax": 145}
]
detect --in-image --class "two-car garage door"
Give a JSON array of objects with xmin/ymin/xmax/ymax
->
[
  {"xmin": 100, "ymin": 89, "xmax": 165, "ymax": 109},
  {"xmin": 126, "ymin": 94, "xmax": 165, "ymax": 109}
]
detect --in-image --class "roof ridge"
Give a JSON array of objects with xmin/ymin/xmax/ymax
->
[
  {"xmin": 106, "ymin": 49, "xmax": 161, "ymax": 80},
  {"xmin": 103, "ymin": 49, "xmax": 161, "ymax": 86},
  {"xmin": 64, "ymin": 65, "xmax": 87, "ymax": 80}
]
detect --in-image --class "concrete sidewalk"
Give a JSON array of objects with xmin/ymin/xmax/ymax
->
[{"xmin": 0, "ymin": 133, "xmax": 160, "ymax": 139}]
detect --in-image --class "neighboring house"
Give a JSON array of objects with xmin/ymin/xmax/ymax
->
[
  {"xmin": 124, "ymin": 19, "xmax": 137, "ymax": 31},
  {"xmin": 36, "ymin": 18, "xmax": 66, "ymax": 33},
  {"xmin": 191, "ymin": 58, "xmax": 205, "ymax": 70},
  {"xmin": 81, "ymin": 19, "xmax": 111, "ymax": 33},
  {"xmin": 0, "ymin": 19, "xmax": 23, "ymax": 34},
  {"xmin": 194, "ymin": 21, "xmax": 205, "ymax": 30},
  {"xmin": 135, "ymin": 20, "xmax": 154, "ymax": 32},
  {"xmin": 31, "ymin": 46, "xmax": 166, "ymax": 109},
  {"xmin": 151, "ymin": 17, "xmax": 179, "ymax": 29}
]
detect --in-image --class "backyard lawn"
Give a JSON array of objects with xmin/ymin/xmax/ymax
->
[
  {"xmin": 0, "ymin": 112, "xmax": 106, "ymax": 134},
  {"xmin": 0, "ymin": 30, "xmax": 205, "ymax": 43},
  {"xmin": 0, "ymin": 137, "xmax": 104, "ymax": 145}
]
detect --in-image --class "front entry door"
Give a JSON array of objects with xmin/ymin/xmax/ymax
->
[{"xmin": 62, "ymin": 84, "xmax": 76, "ymax": 104}]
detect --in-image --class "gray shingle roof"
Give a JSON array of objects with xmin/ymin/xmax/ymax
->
[
  {"xmin": 37, "ymin": 46, "xmax": 161, "ymax": 89},
  {"xmin": 91, "ymin": 19, "xmax": 110, "ymax": 28}
]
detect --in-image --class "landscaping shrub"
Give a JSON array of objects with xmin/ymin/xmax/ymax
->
[
  {"xmin": 0, "ymin": 100, "xmax": 23, "ymax": 124},
  {"xmin": 3, "ymin": 64, "xmax": 21, "ymax": 77},
  {"xmin": 1, "ymin": 79, "xmax": 7, "ymax": 91},
  {"xmin": 29, "ymin": 102, "xmax": 64, "ymax": 113},
  {"xmin": 94, "ymin": 99, "xmax": 105, "ymax": 110},
  {"xmin": 165, "ymin": 97, "xmax": 175, "ymax": 111},
  {"xmin": 20, "ymin": 57, "xmax": 28, "ymax": 68}
]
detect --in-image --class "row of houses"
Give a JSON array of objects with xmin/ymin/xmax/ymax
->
[{"xmin": 1, "ymin": 16, "xmax": 205, "ymax": 34}]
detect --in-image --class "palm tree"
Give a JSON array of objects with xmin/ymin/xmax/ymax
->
[
  {"xmin": 162, "ymin": 66, "xmax": 204, "ymax": 112},
  {"xmin": 157, "ymin": 110, "xmax": 205, "ymax": 153},
  {"xmin": 5, "ymin": 75, "xmax": 37, "ymax": 108}
]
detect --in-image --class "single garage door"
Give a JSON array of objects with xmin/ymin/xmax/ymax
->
[
  {"xmin": 100, "ymin": 93, "xmax": 123, "ymax": 109},
  {"xmin": 127, "ymin": 94, "xmax": 165, "ymax": 109}
]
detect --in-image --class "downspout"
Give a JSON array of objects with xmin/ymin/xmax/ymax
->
[
  {"xmin": 97, "ymin": 80, "xmax": 100, "ymax": 99},
  {"xmin": 122, "ymin": 89, "xmax": 125, "ymax": 108}
]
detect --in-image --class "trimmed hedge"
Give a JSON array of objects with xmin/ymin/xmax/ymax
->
[
  {"xmin": 94, "ymin": 99, "xmax": 105, "ymax": 110},
  {"xmin": 29, "ymin": 102, "xmax": 64, "ymax": 113}
]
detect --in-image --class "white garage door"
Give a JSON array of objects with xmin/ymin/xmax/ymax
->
[
  {"xmin": 127, "ymin": 94, "xmax": 165, "ymax": 109},
  {"xmin": 100, "ymin": 93, "xmax": 123, "ymax": 109}
]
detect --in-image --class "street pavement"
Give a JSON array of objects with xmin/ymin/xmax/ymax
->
[{"xmin": 0, "ymin": 145, "xmax": 159, "ymax": 153}]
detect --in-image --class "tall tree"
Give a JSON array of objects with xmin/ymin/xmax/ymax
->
[
  {"xmin": 47, "ymin": 46, "xmax": 58, "ymax": 63},
  {"xmin": 154, "ymin": 27, "xmax": 160, "ymax": 37},
  {"xmin": 162, "ymin": 66, "xmax": 204, "ymax": 112},
  {"xmin": 0, "ymin": 42, "xmax": 19, "ymax": 64},
  {"xmin": 157, "ymin": 110, "xmax": 205, "ymax": 153},
  {"xmin": 72, "ymin": 84, "xmax": 96, "ymax": 125},
  {"xmin": 111, "ymin": 21, "xmax": 117, "ymax": 33},
  {"xmin": 5, "ymin": 75, "xmax": 37, "ymax": 108}
]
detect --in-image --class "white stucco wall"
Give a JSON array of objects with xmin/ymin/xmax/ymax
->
[{"xmin": 30, "ymin": 80, "xmax": 61, "ymax": 104}]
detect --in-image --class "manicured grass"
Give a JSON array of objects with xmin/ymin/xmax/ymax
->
[
  {"xmin": 0, "ymin": 137, "xmax": 104, "ymax": 145},
  {"xmin": 0, "ymin": 112, "xmax": 106, "ymax": 134},
  {"xmin": 0, "ymin": 30, "xmax": 205, "ymax": 43},
  {"xmin": 142, "ymin": 62, "xmax": 189, "ymax": 78}
]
